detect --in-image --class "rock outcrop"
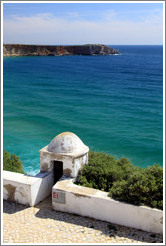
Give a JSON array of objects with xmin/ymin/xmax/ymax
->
[{"xmin": 3, "ymin": 44, "xmax": 119, "ymax": 56}]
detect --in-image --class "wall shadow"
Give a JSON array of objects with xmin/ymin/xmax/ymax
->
[
  {"xmin": 34, "ymin": 196, "xmax": 163, "ymax": 244},
  {"xmin": 3, "ymin": 199, "xmax": 28, "ymax": 214}
]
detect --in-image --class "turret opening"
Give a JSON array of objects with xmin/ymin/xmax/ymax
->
[{"xmin": 53, "ymin": 161, "xmax": 63, "ymax": 184}]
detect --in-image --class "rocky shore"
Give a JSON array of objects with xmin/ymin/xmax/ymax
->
[{"xmin": 3, "ymin": 44, "xmax": 119, "ymax": 56}]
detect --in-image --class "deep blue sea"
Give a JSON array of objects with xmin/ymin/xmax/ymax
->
[{"xmin": 3, "ymin": 45, "xmax": 163, "ymax": 175}]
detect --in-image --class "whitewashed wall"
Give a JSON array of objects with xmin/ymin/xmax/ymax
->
[
  {"xmin": 3, "ymin": 170, "xmax": 54, "ymax": 206},
  {"xmin": 40, "ymin": 146, "xmax": 88, "ymax": 177},
  {"xmin": 52, "ymin": 178, "xmax": 163, "ymax": 234}
]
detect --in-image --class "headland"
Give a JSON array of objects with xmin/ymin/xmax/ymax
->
[{"xmin": 3, "ymin": 44, "xmax": 119, "ymax": 56}]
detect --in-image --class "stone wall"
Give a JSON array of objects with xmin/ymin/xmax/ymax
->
[
  {"xmin": 3, "ymin": 170, "xmax": 54, "ymax": 206},
  {"xmin": 52, "ymin": 177, "xmax": 163, "ymax": 234}
]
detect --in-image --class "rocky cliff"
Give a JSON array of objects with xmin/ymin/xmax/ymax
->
[{"xmin": 3, "ymin": 44, "xmax": 119, "ymax": 56}]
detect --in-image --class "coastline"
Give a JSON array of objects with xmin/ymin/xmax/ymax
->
[{"xmin": 3, "ymin": 44, "xmax": 119, "ymax": 57}]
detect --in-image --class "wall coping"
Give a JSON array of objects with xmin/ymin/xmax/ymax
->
[{"xmin": 3, "ymin": 170, "xmax": 49, "ymax": 185}]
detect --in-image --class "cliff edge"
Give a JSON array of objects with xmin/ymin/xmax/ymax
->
[{"xmin": 3, "ymin": 44, "xmax": 119, "ymax": 56}]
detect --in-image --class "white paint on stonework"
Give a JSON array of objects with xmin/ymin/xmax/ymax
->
[
  {"xmin": 39, "ymin": 132, "xmax": 89, "ymax": 177},
  {"xmin": 52, "ymin": 177, "xmax": 163, "ymax": 234},
  {"xmin": 3, "ymin": 170, "xmax": 54, "ymax": 206},
  {"xmin": 47, "ymin": 132, "xmax": 89, "ymax": 155}
]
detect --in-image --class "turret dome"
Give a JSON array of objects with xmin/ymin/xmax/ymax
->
[{"xmin": 47, "ymin": 132, "xmax": 89, "ymax": 155}]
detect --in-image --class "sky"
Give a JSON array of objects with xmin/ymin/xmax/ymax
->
[{"xmin": 3, "ymin": 2, "xmax": 164, "ymax": 45}]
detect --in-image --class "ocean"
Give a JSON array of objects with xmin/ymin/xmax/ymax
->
[{"xmin": 3, "ymin": 45, "xmax": 163, "ymax": 175}]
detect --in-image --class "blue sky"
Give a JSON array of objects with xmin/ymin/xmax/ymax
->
[{"xmin": 3, "ymin": 2, "xmax": 163, "ymax": 45}]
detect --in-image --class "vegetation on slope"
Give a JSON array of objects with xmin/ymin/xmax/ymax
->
[
  {"xmin": 75, "ymin": 151, "xmax": 163, "ymax": 210},
  {"xmin": 3, "ymin": 149, "xmax": 24, "ymax": 174}
]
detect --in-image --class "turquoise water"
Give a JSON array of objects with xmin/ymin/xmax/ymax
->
[{"xmin": 3, "ymin": 45, "xmax": 163, "ymax": 175}]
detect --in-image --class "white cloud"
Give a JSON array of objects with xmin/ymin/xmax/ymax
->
[{"xmin": 3, "ymin": 9, "xmax": 163, "ymax": 45}]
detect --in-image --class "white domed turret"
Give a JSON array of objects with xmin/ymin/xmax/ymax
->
[
  {"xmin": 39, "ymin": 132, "xmax": 89, "ymax": 177},
  {"xmin": 47, "ymin": 132, "xmax": 89, "ymax": 155}
]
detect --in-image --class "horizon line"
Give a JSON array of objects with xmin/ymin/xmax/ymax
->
[{"xmin": 3, "ymin": 43, "xmax": 163, "ymax": 46}]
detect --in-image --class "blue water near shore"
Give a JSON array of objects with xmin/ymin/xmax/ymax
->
[{"xmin": 3, "ymin": 45, "xmax": 163, "ymax": 175}]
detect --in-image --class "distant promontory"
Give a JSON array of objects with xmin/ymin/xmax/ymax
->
[{"xmin": 3, "ymin": 44, "xmax": 119, "ymax": 56}]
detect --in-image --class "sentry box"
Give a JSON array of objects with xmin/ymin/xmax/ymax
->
[{"xmin": 39, "ymin": 132, "xmax": 89, "ymax": 183}]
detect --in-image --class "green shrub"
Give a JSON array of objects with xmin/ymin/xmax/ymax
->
[
  {"xmin": 75, "ymin": 152, "xmax": 135, "ymax": 191},
  {"xmin": 109, "ymin": 164, "xmax": 163, "ymax": 209},
  {"xmin": 3, "ymin": 149, "xmax": 24, "ymax": 174},
  {"xmin": 75, "ymin": 151, "xmax": 163, "ymax": 210}
]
